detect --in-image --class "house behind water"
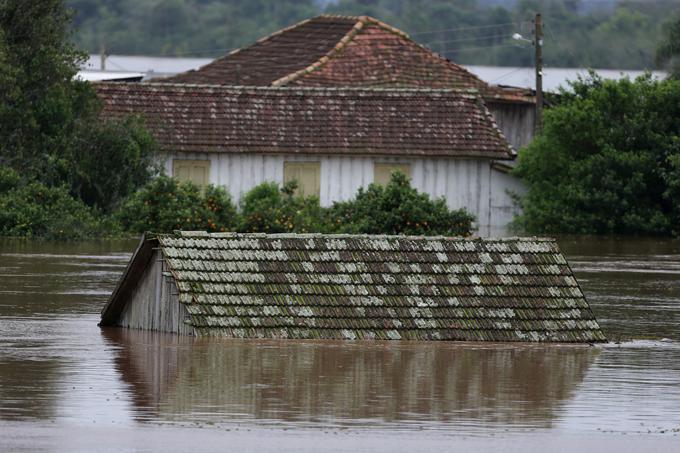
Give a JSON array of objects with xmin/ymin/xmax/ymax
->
[
  {"xmin": 95, "ymin": 15, "xmax": 535, "ymax": 235},
  {"xmin": 96, "ymin": 83, "xmax": 522, "ymax": 236},
  {"xmin": 160, "ymin": 15, "xmax": 537, "ymax": 150}
]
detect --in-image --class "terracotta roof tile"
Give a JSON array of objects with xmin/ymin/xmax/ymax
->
[
  {"xmin": 96, "ymin": 83, "xmax": 515, "ymax": 159},
  {"xmin": 158, "ymin": 15, "xmax": 534, "ymax": 104},
  {"xmin": 161, "ymin": 16, "xmax": 358, "ymax": 86}
]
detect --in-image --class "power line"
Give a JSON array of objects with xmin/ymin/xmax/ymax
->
[
  {"xmin": 422, "ymin": 33, "xmax": 519, "ymax": 47},
  {"xmin": 119, "ymin": 29, "xmax": 534, "ymax": 59},
  {"xmin": 544, "ymin": 22, "xmax": 580, "ymax": 64},
  {"xmin": 490, "ymin": 66, "xmax": 530, "ymax": 84},
  {"xmin": 439, "ymin": 42, "xmax": 532, "ymax": 55},
  {"xmin": 103, "ymin": 14, "xmax": 562, "ymax": 60},
  {"xmin": 409, "ymin": 22, "xmax": 523, "ymax": 35}
]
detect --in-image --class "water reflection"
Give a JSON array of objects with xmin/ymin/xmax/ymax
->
[
  {"xmin": 103, "ymin": 328, "xmax": 598, "ymax": 429},
  {"xmin": 1, "ymin": 237, "xmax": 680, "ymax": 441},
  {"xmin": 0, "ymin": 357, "xmax": 61, "ymax": 420}
]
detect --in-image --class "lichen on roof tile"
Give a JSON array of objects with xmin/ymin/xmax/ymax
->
[
  {"xmin": 95, "ymin": 83, "xmax": 514, "ymax": 159},
  {"xmin": 154, "ymin": 232, "xmax": 605, "ymax": 343}
]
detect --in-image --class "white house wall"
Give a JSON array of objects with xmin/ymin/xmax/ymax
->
[
  {"xmin": 489, "ymin": 168, "xmax": 526, "ymax": 237},
  {"xmin": 163, "ymin": 153, "xmax": 523, "ymax": 236}
]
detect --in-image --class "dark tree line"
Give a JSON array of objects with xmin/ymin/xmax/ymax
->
[{"xmin": 67, "ymin": 0, "xmax": 678, "ymax": 70}]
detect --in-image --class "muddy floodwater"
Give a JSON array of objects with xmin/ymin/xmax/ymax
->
[{"xmin": 1, "ymin": 237, "xmax": 679, "ymax": 452}]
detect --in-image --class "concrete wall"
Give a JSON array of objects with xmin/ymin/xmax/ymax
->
[
  {"xmin": 163, "ymin": 153, "xmax": 525, "ymax": 237},
  {"xmin": 118, "ymin": 250, "xmax": 195, "ymax": 335}
]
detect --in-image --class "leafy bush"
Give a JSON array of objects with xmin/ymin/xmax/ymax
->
[
  {"xmin": 327, "ymin": 172, "xmax": 475, "ymax": 236},
  {"xmin": 0, "ymin": 167, "xmax": 114, "ymax": 239},
  {"xmin": 0, "ymin": 165, "xmax": 20, "ymax": 192},
  {"xmin": 514, "ymin": 74, "xmax": 680, "ymax": 236},
  {"xmin": 238, "ymin": 181, "xmax": 325, "ymax": 233},
  {"xmin": 117, "ymin": 175, "xmax": 237, "ymax": 234}
]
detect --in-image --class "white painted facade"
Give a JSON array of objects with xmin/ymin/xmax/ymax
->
[{"xmin": 163, "ymin": 152, "xmax": 524, "ymax": 237}]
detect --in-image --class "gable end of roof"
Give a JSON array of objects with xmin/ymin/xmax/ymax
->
[{"xmin": 99, "ymin": 233, "xmax": 158, "ymax": 326}]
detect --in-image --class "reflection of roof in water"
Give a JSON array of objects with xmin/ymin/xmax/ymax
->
[{"xmin": 102, "ymin": 328, "xmax": 599, "ymax": 428}]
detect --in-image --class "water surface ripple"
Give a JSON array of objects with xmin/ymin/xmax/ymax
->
[{"xmin": 1, "ymin": 237, "xmax": 679, "ymax": 451}]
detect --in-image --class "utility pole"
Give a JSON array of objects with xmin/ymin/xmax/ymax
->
[
  {"xmin": 100, "ymin": 42, "xmax": 108, "ymax": 71},
  {"xmin": 534, "ymin": 13, "xmax": 543, "ymax": 134}
]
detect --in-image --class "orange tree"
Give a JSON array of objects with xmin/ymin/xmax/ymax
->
[
  {"xmin": 117, "ymin": 176, "xmax": 237, "ymax": 234},
  {"xmin": 326, "ymin": 172, "xmax": 474, "ymax": 237}
]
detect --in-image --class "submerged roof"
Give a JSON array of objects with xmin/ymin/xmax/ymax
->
[
  {"xmin": 158, "ymin": 15, "xmax": 533, "ymax": 104},
  {"xmin": 96, "ymin": 84, "xmax": 515, "ymax": 159},
  {"xmin": 101, "ymin": 232, "xmax": 606, "ymax": 342}
]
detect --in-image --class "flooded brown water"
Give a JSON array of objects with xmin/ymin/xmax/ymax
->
[{"xmin": 1, "ymin": 237, "xmax": 679, "ymax": 452}]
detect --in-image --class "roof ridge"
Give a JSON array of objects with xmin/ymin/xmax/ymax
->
[
  {"xmin": 167, "ymin": 17, "xmax": 317, "ymax": 81},
  {"xmin": 167, "ymin": 231, "xmax": 556, "ymax": 242},
  {"xmin": 272, "ymin": 14, "xmax": 493, "ymax": 92},
  {"xmin": 272, "ymin": 15, "xmax": 418, "ymax": 87},
  {"xmin": 97, "ymin": 81, "xmax": 484, "ymax": 95},
  {"xmin": 271, "ymin": 16, "xmax": 365, "ymax": 87},
  {"xmin": 359, "ymin": 15, "xmax": 411, "ymax": 39},
  {"xmin": 316, "ymin": 13, "xmax": 363, "ymax": 21}
]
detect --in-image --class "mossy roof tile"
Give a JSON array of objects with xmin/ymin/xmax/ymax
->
[
  {"xmin": 153, "ymin": 232, "xmax": 605, "ymax": 342},
  {"xmin": 95, "ymin": 83, "xmax": 514, "ymax": 160}
]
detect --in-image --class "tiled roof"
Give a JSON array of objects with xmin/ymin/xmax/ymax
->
[
  {"xmin": 95, "ymin": 83, "xmax": 515, "ymax": 159},
  {"xmin": 162, "ymin": 16, "xmax": 358, "ymax": 86},
  {"xmin": 158, "ymin": 15, "xmax": 534, "ymax": 104},
  {"xmin": 110, "ymin": 232, "xmax": 605, "ymax": 342}
]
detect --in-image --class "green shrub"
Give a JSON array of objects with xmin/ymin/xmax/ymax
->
[
  {"xmin": 238, "ymin": 180, "xmax": 325, "ymax": 233},
  {"xmin": 0, "ymin": 167, "xmax": 115, "ymax": 239},
  {"xmin": 117, "ymin": 175, "xmax": 237, "ymax": 234},
  {"xmin": 514, "ymin": 75, "xmax": 680, "ymax": 236},
  {"xmin": 0, "ymin": 165, "xmax": 21, "ymax": 192},
  {"xmin": 326, "ymin": 172, "xmax": 475, "ymax": 236}
]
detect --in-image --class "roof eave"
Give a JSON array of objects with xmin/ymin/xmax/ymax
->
[{"xmin": 161, "ymin": 147, "xmax": 515, "ymax": 160}]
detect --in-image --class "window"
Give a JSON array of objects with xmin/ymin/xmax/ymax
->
[
  {"xmin": 374, "ymin": 163, "xmax": 411, "ymax": 186},
  {"xmin": 283, "ymin": 162, "xmax": 321, "ymax": 197},
  {"xmin": 172, "ymin": 159, "xmax": 211, "ymax": 187}
]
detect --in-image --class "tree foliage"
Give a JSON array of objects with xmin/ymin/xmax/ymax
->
[
  {"xmin": 0, "ymin": 0, "xmax": 84, "ymax": 174},
  {"xmin": 327, "ymin": 172, "xmax": 475, "ymax": 236},
  {"xmin": 514, "ymin": 74, "xmax": 680, "ymax": 236},
  {"xmin": 0, "ymin": 167, "xmax": 115, "ymax": 240},
  {"xmin": 0, "ymin": 0, "xmax": 158, "ymax": 213},
  {"xmin": 66, "ymin": 114, "xmax": 158, "ymax": 212},
  {"xmin": 657, "ymin": 13, "xmax": 680, "ymax": 78},
  {"xmin": 114, "ymin": 173, "xmax": 476, "ymax": 237},
  {"xmin": 237, "ymin": 181, "xmax": 326, "ymax": 234},
  {"xmin": 117, "ymin": 175, "xmax": 238, "ymax": 234}
]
